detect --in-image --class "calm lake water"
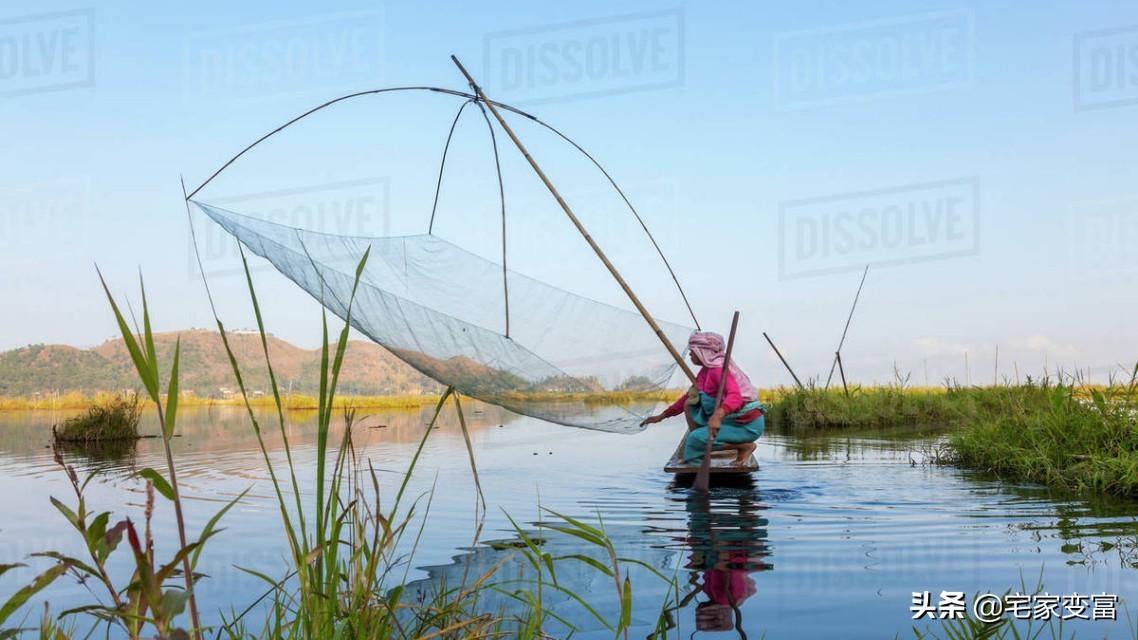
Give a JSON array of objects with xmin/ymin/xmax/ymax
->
[{"xmin": 2, "ymin": 404, "xmax": 1137, "ymax": 638}]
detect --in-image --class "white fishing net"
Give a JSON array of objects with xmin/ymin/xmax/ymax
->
[{"xmin": 193, "ymin": 201, "xmax": 693, "ymax": 433}]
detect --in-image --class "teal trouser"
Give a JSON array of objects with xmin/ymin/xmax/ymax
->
[{"xmin": 684, "ymin": 392, "xmax": 766, "ymax": 463}]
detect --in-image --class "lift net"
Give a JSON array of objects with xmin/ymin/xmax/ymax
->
[{"xmin": 194, "ymin": 202, "xmax": 693, "ymax": 433}]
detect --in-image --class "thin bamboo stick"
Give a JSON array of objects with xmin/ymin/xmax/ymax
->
[
  {"xmin": 452, "ymin": 392, "xmax": 485, "ymax": 517},
  {"xmin": 836, "ymin": 351, "xmax": 849, "ymax": 397},
  {"xmin": 763, "ymin": 332, "xmax": 803, "ymax": 389},
  {"xmin": 826, "ymin": 265, "xmax": 869, "ymax": 389},
  {"xmin": 994, "ymin": 345, "xmax": 999, "ymax": 386}
]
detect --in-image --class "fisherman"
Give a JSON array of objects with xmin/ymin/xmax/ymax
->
[{"xmin": 640, "ymin": 332, "xmax": 765, "ymax": 465}]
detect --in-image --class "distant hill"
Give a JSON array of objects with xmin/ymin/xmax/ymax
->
[{"xmin": 0, "ymin": 330, "xmax": 442, "ymax": 397}]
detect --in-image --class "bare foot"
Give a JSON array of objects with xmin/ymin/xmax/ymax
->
[{"xmin": 732, "ymin": 442, "xmax": 757, "ymax": 465}]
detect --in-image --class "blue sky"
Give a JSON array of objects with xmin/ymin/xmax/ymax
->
[{"xmin": 1, "ymin": 0, "xmax": 1136, "ymax": 387}]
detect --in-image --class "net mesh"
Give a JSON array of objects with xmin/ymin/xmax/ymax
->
[{"xmin": 193, "ymin": 201, "xmax": 693, "ymax": 433}]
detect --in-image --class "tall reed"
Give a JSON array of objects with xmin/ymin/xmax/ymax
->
[{"xmin": 0, "ymin": 246, "xmax": 679, "ymax": 639}]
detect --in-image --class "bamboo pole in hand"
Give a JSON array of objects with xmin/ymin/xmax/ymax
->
[{"xmin": 694, "ymin": 311, "xmax": 740, "ymax": 492}]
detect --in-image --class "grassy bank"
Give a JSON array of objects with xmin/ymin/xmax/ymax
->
[
  {"xmin": 0, "ymin": 391, "xmax": 109, "ymax": 411},
  {"xmin": 947, "ymin": 381, "xmax": 1138, "ymax": 498},
  {"xmin": 763, "ymin": 382, "xmax": 1134, "ymax": 429},
  {"xmin": 761, "ymin": 383, "xmax": 1056, "ymax": 430},
  {"xmin": 0, "ymin": 389, "xmax": 675, "ymax": 412},
  {"xmin": 765, "ymin": 380, "xmax": 1138, "ymax": 499},
  {"xmin": 763, "ymin": 385, "xmax": 966, "ymax": 429}
]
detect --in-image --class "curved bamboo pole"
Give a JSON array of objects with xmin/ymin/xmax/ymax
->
[{"xmin": 183, "ymin": 83, "xmax": 699, "ymax": 329}]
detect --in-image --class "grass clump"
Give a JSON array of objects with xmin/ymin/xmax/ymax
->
[
  {"xmin": 947, "ymin": 378, "xmax": 1138, "ymax": 498},
  {"xmin": 763, "ymin": 382, "xmax": 1132, "ymax": 431},
  {"xmin": 51, "ymin": 393, "xmax": 142, "ymax": 443},
  {"xmin": 766, "ymin": 384, "xmax": 966, "ymax": 430}
]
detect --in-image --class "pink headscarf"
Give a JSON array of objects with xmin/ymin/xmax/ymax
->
[{"xmin": 688, "ymin": 332, "xmax": 758, "ymax": 401}]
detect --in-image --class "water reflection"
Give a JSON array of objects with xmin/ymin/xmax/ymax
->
[
  {"xmin": 53, "ymin": 438, "xmax": 138, "ymax": 469},
  {"xmin": 769, "ymin": 423, "xmax": 957, "ymax": 461},
  {"xmin": 991, "ymin": 483, "xmax": 1138, "ymax": 569},
  {"xmin": 398, "ymin": 480, "xmax": 774, "ymax": 638},
  {"xmin": 660, "ymin": 481, "xmax": 772, "ymax": 637}
]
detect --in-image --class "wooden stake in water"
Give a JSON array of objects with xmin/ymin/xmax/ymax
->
[
  {"xmin": 694, "ymin": 311, "xmax": 740, "ymax": 493},
  {"xmin": 826, "ymin": 265, "xmax": 869, "ymax": 389},
  {"xmin": 837, "ymin": 351, "xmax": 849, "ymax": 397}
]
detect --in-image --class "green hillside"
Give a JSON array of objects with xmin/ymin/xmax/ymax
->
[{"xmin": 0, "ymin": 330, "xmax": 441, "ymax": 398}]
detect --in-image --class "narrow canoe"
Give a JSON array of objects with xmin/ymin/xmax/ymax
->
[{"xmin": 664, "ymin": 449, "xmax": 759, "ymax": 474}]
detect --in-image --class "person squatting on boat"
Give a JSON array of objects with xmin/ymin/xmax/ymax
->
[{"xmin": 641, "ymin": 332, "xmax": 766, "ymax": 464}]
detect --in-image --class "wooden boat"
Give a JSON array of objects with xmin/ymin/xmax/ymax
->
[{"xmin": 664, "ymin": 448, "xmax": 759, "ymax": 474}]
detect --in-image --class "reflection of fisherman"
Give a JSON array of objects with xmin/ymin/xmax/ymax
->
[
  {"xmin": 641, "ymin": 332, "xmax": 766, "ymax": 464},
  {"xmin": 696, "ymin": 554, "xmax": 759, "ymax": 631},
  {"xmin": 663, "ymin": 487, "xmax": 771, "ymax": 636}
]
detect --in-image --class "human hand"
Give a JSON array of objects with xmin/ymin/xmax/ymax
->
[
  {"xmin": 708, "ymin": 411, "xmax": 723, "ymax": 436},
  {"xmin": 640, "ymin": 414, "xmax": 664, "ymax": 426}
]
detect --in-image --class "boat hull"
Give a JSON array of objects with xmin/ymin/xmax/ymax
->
[{"xmin": 664, "ymin": 449, "xmax": 759, "ymax": 474}]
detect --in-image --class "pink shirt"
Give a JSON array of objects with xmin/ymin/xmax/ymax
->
[
  {"xmin": 702, "ymin": 569, "xmax": 756, "ymax": 605},
  {"xmin": 664, "ymin": 366, "xmax": 743, "ymax": 417}
]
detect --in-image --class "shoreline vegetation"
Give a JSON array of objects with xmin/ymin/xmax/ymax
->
[
  {"xmin": 767, "ymin": 379, "xmax": 1138, "ymax": 499},
  {"xmin": 0, "ymin": 391, "xmax": 443, "ymax": 412},
  {"xmin": 5, "ymin": 381, "xmax": 1132, "ymax": 418},
  {"xmin": 14, "ymin": 377, "xmax": 1138, "ymax": 499},
  {"xmin": 0, "ymin": 389, "xmax": 677, "ymax": 411}
]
